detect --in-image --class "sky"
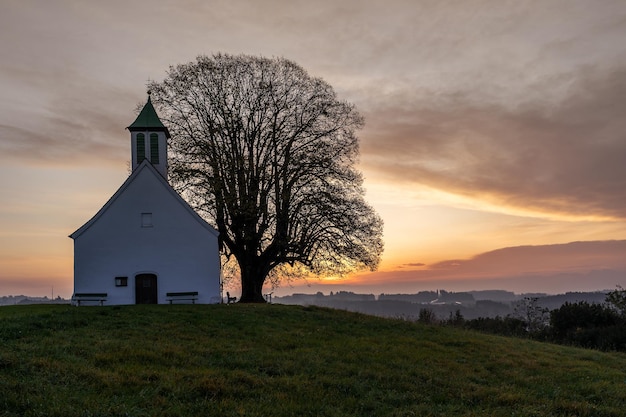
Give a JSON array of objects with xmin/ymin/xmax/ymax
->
[{"xmin": 1, "ymin": 0, "xmax": 626, "ymax": 298}]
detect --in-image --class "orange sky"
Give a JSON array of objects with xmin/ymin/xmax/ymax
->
[{"xmin": 2, "ymin": 1, "xmax": 626, "ymax": 298}]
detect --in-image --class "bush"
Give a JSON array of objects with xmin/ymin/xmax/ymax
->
[
  {"xmin": 549, "ymin": 301, "xmax": 626, "ymax": 351},
  {"xmin": 418, "ymin": 308, "xmax": 437, "ymax": 324},
  {"xmin": 445, "ymin": 309, "xmax": 465, "ymax": 326},
  {"xmin": 463, "ymin": 316, "xmax": 528, "ymax": 337}
]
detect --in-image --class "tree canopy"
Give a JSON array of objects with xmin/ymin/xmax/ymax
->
[{"xmin": 148, "ymin": 53, "xmax": 383, "ymax": 302}]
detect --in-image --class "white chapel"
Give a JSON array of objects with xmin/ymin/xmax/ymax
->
[{"xmin": 70, "ymin": 95, "xmax": 221, "ymax": 305}]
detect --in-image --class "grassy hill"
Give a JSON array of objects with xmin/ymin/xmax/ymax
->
[{"xmin": 1, "ymin": 304, "xmax": 625, "ymax": 416}]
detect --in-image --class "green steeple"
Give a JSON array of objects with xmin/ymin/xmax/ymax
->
[{"xmin": 127, "ymin": 93, "xmax": 171, "ymax": 138}]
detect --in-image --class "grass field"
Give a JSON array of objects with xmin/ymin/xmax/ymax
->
[{"xmin": 1, "ymin": 303, "xmax": 625, "ymax": 416}]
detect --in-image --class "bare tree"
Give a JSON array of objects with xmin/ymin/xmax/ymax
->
[
  {"xmin": 606, "ymin": 285, "xmax": 626, "ymax": 317},
  {"xmin": 148, "ymin": 54, "xmax": 383, "ymax": 302},
  {"xmin": 513, "ymin": 297, "xmax": 549, "ymax": 334}
]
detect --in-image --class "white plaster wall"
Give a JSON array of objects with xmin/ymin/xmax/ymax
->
[{"xmin": 73, "ymin": 165, "xmax": 220, "ymax": 305}]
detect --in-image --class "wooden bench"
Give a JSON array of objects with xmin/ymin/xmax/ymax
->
[
  {"xmin": 72, "ymin": 293, "xmax": 108, "ymax": 306},
  {"xmin": 166, "ymin": 291, "xmax": 198, "ymax": 304}
]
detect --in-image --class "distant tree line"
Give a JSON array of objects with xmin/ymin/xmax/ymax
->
[
  {"xmin": 277, "ymin": 290, "xmax": 612, "ymax": 322},
  {"xmin": 0, "ymin": 295, "xmax": 69, "ymax": 306},
  {"xmin": 435, "ymin": 286, "xmax": 626, "ymax": 352}
]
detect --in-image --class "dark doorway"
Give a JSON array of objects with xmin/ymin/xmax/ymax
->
[{"xmin": 135, "ymin": 273, "xmax": 158, "ymax": 304}]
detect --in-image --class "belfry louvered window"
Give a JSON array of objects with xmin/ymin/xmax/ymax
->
[
  {"xmin": 137, "ymin": 133, "xmax": 146, "ymax": 164},
  {"xmin": 150, "ymin": 133, "xmax": 159, "ymax": 164}
]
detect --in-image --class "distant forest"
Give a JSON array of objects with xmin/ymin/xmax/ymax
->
[
  {"xmin": 275, "ymin": 289, "xmax": 609, "ymax": 321},
  {"xmin": 0, "ymin": 295, "xmax": 68, "ymax": 306}
]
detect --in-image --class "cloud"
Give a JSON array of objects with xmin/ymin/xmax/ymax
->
[
  {"xmin": 336, "ymin": 240, "xmax": 626, "ymax": 294},
  {"xmin": 0, "ymin": 67, "xmax": 139, "ymax": 166},
  {"xmin": 345, "ymin": 240, "xmax": 626, "ymax": 286},
  {"xmin": 277, "ymin": 240, "xmax": 626, "ymax": 295},
  {"xmin": 430, "ymin": 240, "xmax": 626, "ymax": 276},
  {"xmin": 360, "ymin": 67, "xmax": 626, "ymax": 220},
  {"xmin": 290, "ymin": 268, "xmax": 626, "ymax": 296},
  {"xmin": 399, "ymin": 262, "xmax": 426, "ymax": 269},
  {"xmin": 0, "ymin": 111, "xmax": 128, "ymax": 167}
]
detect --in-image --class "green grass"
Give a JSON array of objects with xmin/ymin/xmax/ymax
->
[{"xmin": 1, "ymin": 304, "xmax": 625, "ymax": 416}]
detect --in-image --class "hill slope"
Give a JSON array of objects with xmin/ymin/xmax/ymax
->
[{"xmin": 1, "ymin": 304, "xmax": 625, "ymax": 416}]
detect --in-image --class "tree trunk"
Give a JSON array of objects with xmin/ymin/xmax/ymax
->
[{"xmin": 238, "ymin": 265, "xmax": 267, "ymax": 303}]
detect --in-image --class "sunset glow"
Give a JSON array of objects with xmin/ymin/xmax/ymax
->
[{"xmin": 1, "ymin": 1, "xmax": 626, "ymax": 298}]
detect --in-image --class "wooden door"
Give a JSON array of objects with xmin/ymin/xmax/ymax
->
[{"xmin": 135, "ymin": 274, "xmax": 158, "ymax": 304}]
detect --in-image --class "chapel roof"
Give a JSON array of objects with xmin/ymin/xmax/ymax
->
[{"xmin": 127, "ymin": 93, "xmax": 171, "ymax": 138}]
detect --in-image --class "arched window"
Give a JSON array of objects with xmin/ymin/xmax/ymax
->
[
  {"xmin": 136, "ymin": 133, "xmax": 146, "ymax": 164},
  {"xmin": 150, "ymin": 133, "xmax": 159, "ymax": 164}
]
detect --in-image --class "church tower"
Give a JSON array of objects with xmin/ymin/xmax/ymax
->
[{"xmin": 127, "ymin": 93, "xmax": 170, "ymax": 178}]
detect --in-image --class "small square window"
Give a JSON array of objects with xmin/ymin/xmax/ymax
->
[
  {"xmin": 115, "ymin": 276, "xmax": 128, "ymax": 287},
  {"xmin": 141, "ymin": 212, "xmax": 153, "ymax": 228}
]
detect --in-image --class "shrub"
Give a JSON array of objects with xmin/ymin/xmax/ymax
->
[
  {"xmin": 549, "ymin": 301, "xmax": 626, "ymax": 351},
  {"xmin": 463, "ymin": 316, "xmax": 527, "ymax": 337}
]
